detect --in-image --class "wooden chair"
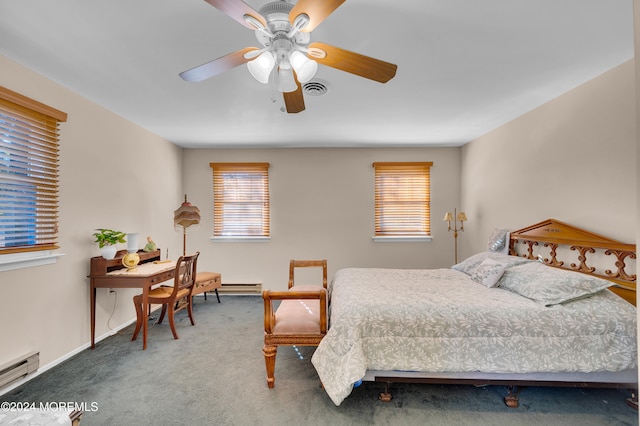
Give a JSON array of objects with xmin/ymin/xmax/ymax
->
[
  {"xmin": 132, "ymin": 252, "xmax": 199, "ymax": 342},
  {"xmin": 262, "ymin": 259, "xmax": 328, "ymax": 388}
]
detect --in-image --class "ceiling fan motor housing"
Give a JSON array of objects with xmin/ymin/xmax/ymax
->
[{"xmin": 255, "ymin": 1, "xmax": 310, "ymax": 48}]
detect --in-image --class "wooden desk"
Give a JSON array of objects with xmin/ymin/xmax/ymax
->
[{"xmin": 88, "ymin": 249, "xmax": 176, "ymax": 350}]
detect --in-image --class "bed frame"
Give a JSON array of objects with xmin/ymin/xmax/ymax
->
[{"xmin": 363, "ymin": 218, "xmax": 637, "ymax": 408}]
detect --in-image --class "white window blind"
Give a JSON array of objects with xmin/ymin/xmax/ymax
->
[
  {"xmin": 373, "ymin": 162, "xmax": 433, "ymax": 237},
  {"xmin": 0, "ymin": 86, "xmax": 67, "ymax": 254},
  {"xmin": 210, "ymin": 162, "xmax": 270, "ymax": 238}
]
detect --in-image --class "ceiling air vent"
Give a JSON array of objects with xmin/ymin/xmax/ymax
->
[{"xmin": 303, "ymin": 79, "xmax": 330, "ymax": 97}]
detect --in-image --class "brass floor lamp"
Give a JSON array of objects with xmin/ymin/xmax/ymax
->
[{"xmin": 443, "ymin": 208, "xmax": 467, "ymax": 264}]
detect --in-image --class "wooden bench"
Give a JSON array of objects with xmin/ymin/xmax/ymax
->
[
  {"xmin": 262, "ymin": 260, "xmax": 328, "ymax": 388},
  {"xmin": 193, "ymin": 272, "xmax": 221, "ymax": 302}
]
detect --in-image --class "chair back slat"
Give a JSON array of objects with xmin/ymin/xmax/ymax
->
[{"xmin": 172, "ymin": 252, "xmax": 199, "ymax": 297}]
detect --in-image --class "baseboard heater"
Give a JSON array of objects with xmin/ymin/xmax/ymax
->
[
  {"xmin": 0, "ymin": 351, "xmax": 39, "ymax": 390},
  {"xmin": 219, "ymin": 282, "xmax": 262, "ymax": 294}
]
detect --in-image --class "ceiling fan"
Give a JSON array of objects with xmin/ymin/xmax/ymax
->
[{"xmin": 179, "ymin": 0, "xmax": 398, "ymax": 113}]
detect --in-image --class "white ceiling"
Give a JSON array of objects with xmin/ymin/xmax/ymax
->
[{"xmin": 0, "ymin": 0, "xmax": 633, "ymax": 148}]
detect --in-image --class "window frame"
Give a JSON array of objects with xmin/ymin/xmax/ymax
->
[
  {"xmin": 209, "ymin": 162, "xmax": 271, "ymax": 241},
  {"xmin": 0, "ymin": 86, "xmax": 67, "ymax": 262},
  {"xmin": 372, "ymin": 161, "xmax": 433, "ymax": 242}
]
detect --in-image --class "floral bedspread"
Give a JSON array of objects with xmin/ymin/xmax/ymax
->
[{"xmin": 311, "ymin": 267, "xmax": 637, "ymax": 406}]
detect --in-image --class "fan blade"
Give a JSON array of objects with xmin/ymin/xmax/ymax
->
[
  {"xmin": 283, "ymin": 78, "xmax": 305, "ymax": 113},
  {"xmin": 289, "ymin": 0, "xmax": 345, "ymax": 32},
  {"xmin": 180, "ymin": 47, "xmax": 259, "ymax": 82},
  {"xmin": 309, "ymin": 42, "xmax": 397, "ymax": 83},
  {"xmin": 203, "ymin": 0, "xmax": 266, "ymax": 30}
]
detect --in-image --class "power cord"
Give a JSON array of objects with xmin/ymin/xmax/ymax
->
[
  {"xmin": 107, "ymin": 289, "xmax": 117, "ymax": 333},
  {"xmin": 106, "ymin": 289, "xmax": 158, "ymax": 334}
]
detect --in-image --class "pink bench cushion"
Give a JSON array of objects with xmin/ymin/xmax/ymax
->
[{"xmin": 273, "ymin": 285, "xmax": 324, "ymax": 334}]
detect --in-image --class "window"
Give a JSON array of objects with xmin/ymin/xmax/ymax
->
[
  {"xmin": 210, "ymin": 162, "xmax": 270, "ymax": 239},
  {"xmin": 0, "ymin": 86, "xmax": 67, "ymax": 255},
  {"xmin": 373, "ymin": 162, "xmax": 433, "ymax": 239}
]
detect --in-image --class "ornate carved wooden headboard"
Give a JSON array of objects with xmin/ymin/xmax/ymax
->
[{"xmin": 508, "ymin": 218, "xmax": 637, "ymax": 305}]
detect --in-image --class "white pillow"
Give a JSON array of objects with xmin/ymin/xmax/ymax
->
[
  {"xmin": 452, "ymin": 252, "xmax": 531, "ymax": 275},
  {"xmin": 487, "ymin": 228, "xmax": 510, "ymax": 254},
  {"xmin": 470, "ymin": 258, "xmax": 506, "ymax": 288},
  {"xmin": 498, "ymin": 262, "xmax": 613, "ymax": 305}
]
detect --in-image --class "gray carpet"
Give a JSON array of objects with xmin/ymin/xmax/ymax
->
[{"xmin": 2, "ymin": 296, "xmax": 637, "ymax": 425}]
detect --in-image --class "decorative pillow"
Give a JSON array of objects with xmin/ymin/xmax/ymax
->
[
  {"xmin": 470, "ymin": 258, "xmax": 506, "ymax": 288},
  {"xmin": 451, "ymin": 252, "xmax": 532, "ymax": 276},
  {"xmin": 498, "ymin": 262, "xmax": 613, "ymax": 306},
  {"xmin": 487, "ymin": 228, "xmax": 510, "ymax": 254}
]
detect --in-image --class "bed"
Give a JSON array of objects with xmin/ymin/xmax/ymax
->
[{"xmin": 311, "ymin": 219, "xmax": 637, "ymax": 407}]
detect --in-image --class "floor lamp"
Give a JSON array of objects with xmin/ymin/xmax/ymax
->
[
  {"xmin": 443, "ymin": 208, "xmax": 467, "ymax": 264},
  {"xmin": 174, "ymin": 194, "xmax": 201, "ymax": 256}
]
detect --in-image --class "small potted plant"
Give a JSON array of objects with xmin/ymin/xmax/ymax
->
[{"xmin": 93, "ymin": 228, "xmax": 126, "ymax": 259}]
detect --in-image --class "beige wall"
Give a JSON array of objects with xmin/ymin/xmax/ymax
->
[
  {"xmin": 183, "ymin": 147, "xmax": 462, "ymax": 290},
  {"xmin": 635, "ymin": 1, "xmax": 639, "ymax": 264},
  {"xmin": 0, "ymin": 55, "xmax": 184, "ymax": 369},
  {"xmin": 461, "ymin": 60, "xmax": 637, "ymax": 257},
  {"xmin": 634, "ymin": 0, "xmax": 639, "ymax": 397}
]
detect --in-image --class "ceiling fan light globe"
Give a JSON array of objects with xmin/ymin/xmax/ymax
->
[
  {"xmin": 247, "ymin": 51, "xmax": 275, "ymax": 84},
  {"xmin": 289, "ymin": 51, "xmax": 317, "ymax": 83},
  {"xmin": 277, "ymin": 67, "xmax": 298, "ymax": 93}
]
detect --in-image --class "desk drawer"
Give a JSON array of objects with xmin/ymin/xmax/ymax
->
[{"xmin": 149, "ymin": 269, "xmax": 175, "ymax": 284}]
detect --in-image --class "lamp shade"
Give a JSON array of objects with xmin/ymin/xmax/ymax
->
[
  {"xmin": 443, "ymin": 212, "xmax": 453, "ymax": 221},
  {"xmin": 174, "ymin": 195, "xmax": 201, "ymax": 229},
  {"xmin": 126, "ymin": 233, "xmax": 139, "ymax": 253},
  {"xmin": 289, "ymin": 51, "xmax": 317, "ymax": 83},
  {"xmin": 247, "ymin": 51, "xmax": 275, "ymax": 84},
  {"xmin": 175, "ymin": 195, "xmax": 200, "ymax": 257},
  {"xmin": 457, "ymin": 212, "xmax": 468, "ymax": 222},
  {"xmin": 277, "ymin": 66, "xmax": 298, "ymax": 93}
]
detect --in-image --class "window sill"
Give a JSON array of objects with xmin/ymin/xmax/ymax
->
[
  {"xmin": 0, "ymin": 250, "xmax": 65, "ymax": 272},
  {"xmin": 210, "ymin": 236, "xmax": 270, "ymax": 242},
  {"xmin": 372, "ymin": 236, "xmax": 433, "ymax": 242}
]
